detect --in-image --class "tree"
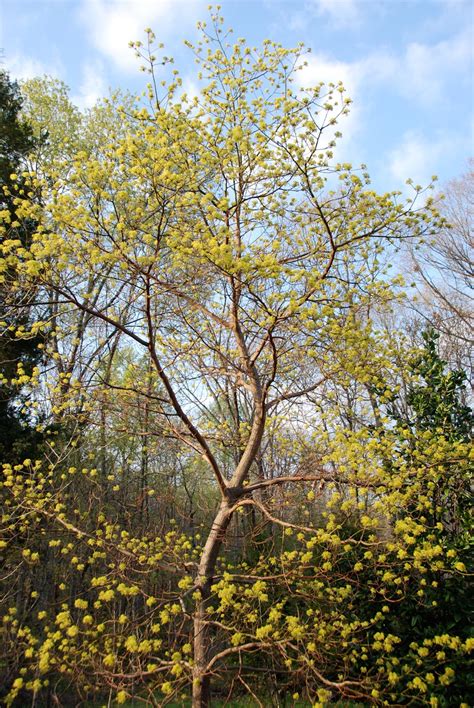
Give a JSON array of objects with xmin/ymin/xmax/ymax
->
[
  {"xmin": 407, "ymin": 162, "xmax": 473, "ymax": 380},
  {"xmin": 0, "ymin": 71, "xmax": 43, "ymax": 462},
  {"xmin": 389, "ymin": 328, "xmax": 472, "ymax": 537},
  {"xmin": 0, "ymin": 72, "xmax": 35, "ymax": 181},
  {"xmin": 19, "ymin": 76, "xmax": 83, "ymax": 179},
  {"xmin": 3, "ymin": 15, "xmax": 471, "ymax": 707}
]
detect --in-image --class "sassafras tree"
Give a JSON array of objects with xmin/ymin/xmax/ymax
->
[{"xmin": 2, "ymin": 13, "xmax": 470, "ymax": 708}]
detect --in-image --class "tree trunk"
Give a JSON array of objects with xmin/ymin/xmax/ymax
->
[
  {"xmin": 192, "ymin": 500, "xmax": 232, "ymax": 707},
  {"xmin": 192, "ymin": 592, "xmax": 212, "ymax": 707}
]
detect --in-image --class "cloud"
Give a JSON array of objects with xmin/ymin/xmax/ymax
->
[
  {"xmin": 302, "ymin": 27, "xmax": 471, "ymax": 104},
  {"xmin": 400, "ymin": 30, "xmax": 472, "ymax": 104},
  {"xmin": 78, "ymin": 0, "xmax": 202, "ymax": 72},
  {"xmin": 297, "ymin": 50, "xmax": 392, "ymax": 159},
  {"xmin": 311, "ymin": 0, "xmax": 362, "ymax": 27},
  {"xmin": 387, "ymin": 131, "xmax": 459, "ymax": 187},
  {"xmin": 72, "ymin": 61, "xmax": 108, "ymax": 109},
  {"xmin": 180, "ymin": 76, "xmax": 200, "ymax": 104},
  {"xmin": 296, "ymin": 25, "xmax": 471, "ymax": 161},
  {"xmin": 5, "ymin": 54, "xmax": 61, "ymax": 81},
  {"xmin": 303, "ymin": 48, "xmax": 397, "ymax": 95},
  {"xmin": 299, "ymin": 53, "xmax": 362, "ymax": 149}
]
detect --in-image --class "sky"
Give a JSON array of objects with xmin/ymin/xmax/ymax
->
[{"xmin": 1, "ymin": 0, "xmax": 473, "ymax": 192}]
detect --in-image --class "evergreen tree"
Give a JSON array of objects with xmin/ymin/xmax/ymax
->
[
  {"xmin": 0, "ymin": 71, "xmax": 43, "ymax": 461},
  {"xmin": 407, "ymin": 328, "xmax": 472, "ymax": 443},
  {"xmin": 386, "ymin": 329, "xmax": 472, "ymax": 682}
]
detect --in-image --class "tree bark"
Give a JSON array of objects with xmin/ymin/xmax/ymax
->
[{"xmin": 192, "ymin": 500, "xmax": 233, "ymax": 707}]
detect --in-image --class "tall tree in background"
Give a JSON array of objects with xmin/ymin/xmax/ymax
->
[
  {"xmin": 407, "ymin": 162, "xmax": 473, "ymax": 380},
  {"xmin": 0, "ymin": 71, "xmax": 43, "ymax": 461}
]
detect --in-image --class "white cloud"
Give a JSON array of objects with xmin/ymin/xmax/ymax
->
[
  {"xmin": 303, "ymin": 48, "xmax": 397, "ymax": 93},
  {"xmin": 6, "ymin": 54, "xmax": 61, "ymax": 81},
  {"xmin": 78, "ymin": 0, "xmax": 202, "ymax": 72},
  {"xmin": 400, "ymin": 31, "xmax": 472, "ymax": 104},
  {"xmin": 298, "ymin": 50, "xmax": 393, "ymax": 159},
  {"xmin": 180, "ymin": 76, "xmax": 200, "ymax": 104},
  {"xmin": 73, "ymin": 61, "xmax": 108, "ymax": 109},
  {"xmin": 303, "ymin": 54, "xmax": 359, "ymax": 91},
  {"xmin": 299, "ymin": 53, "xmax": 362, "ymax": 151},
  {"xmin": 296, "ymin": 26, "xmax": 471, "ymax": 161},
  {"xmin": 387, "ymin": 131, "xmax": 458, "ymax": 187},
  {"xmin": 311, "ymin": 0, "xmax": 361, "ymax": 27},
  {"xmin": 301, "ymin": 28, "xmax": 471, "ymax": 105}
]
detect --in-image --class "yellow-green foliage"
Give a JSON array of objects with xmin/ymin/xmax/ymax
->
[
  {"xmin": 0, "ymin": 11, "xmax": 470, "ymax": 707},
  {"xmin": 1, "ymin": 432, "xmax": 471, "ymax": 705}
]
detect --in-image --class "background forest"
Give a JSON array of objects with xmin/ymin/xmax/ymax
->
[{"xmin": 0, "ymin": 14, "xmax": 472, "ymax": 707}]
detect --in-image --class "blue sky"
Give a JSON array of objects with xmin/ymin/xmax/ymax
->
[{"xmin": 2, "ymin": 0, "xmax": 473, "ymax": 191}]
